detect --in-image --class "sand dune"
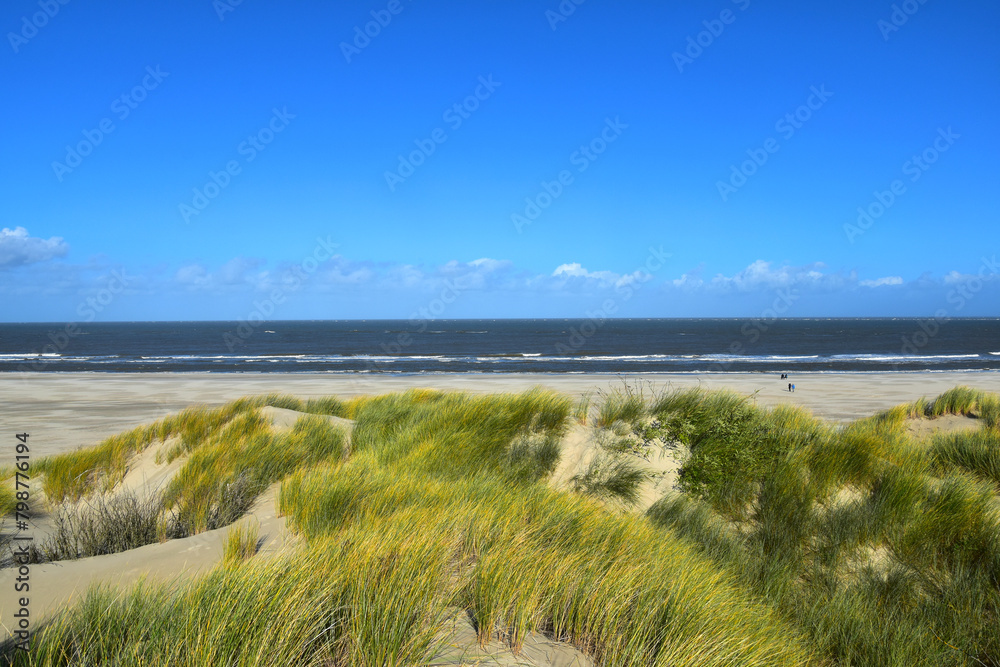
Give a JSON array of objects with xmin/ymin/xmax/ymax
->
[
  {"xmin": 6, "ymin": 371, "xmax": 1000, "ymax": 458},
  {"xmin": 3, "ymin": 373, "xmax": 998, "ymax": 664}
]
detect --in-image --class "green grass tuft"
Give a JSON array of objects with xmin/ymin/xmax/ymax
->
[{"xmin": 223, "ymin": 521, "xmax": 261, "ymax": 564}]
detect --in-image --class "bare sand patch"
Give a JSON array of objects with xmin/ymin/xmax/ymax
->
[
  {"xmin": 905, "ymin": 414, "xmax": 981, "ymax": 441},
  {"xmin": 550, "ymin": 422, "xmax": 681, "ymax": 513},
  {"xmin": 432, "ymin": 609, "xmax": 594, "ymax": 666},
  {"xmin": 0, "ymin": 483, "xmax": 295, "ymax": 622}
]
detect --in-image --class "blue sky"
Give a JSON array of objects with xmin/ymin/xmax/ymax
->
[{"xmin": 2, "ymin": 0, "xmax": 998, "ymax": 321}]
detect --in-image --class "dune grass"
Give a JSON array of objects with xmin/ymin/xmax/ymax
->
[
  {"xmin": 16, "ymin": 385, "xmax": 1000, "ymax": 666},
  {"xmin": 28, "ymin": 401, "xmax": 349, "ymax": 564},
  {"xmin": 573, "ymin": 391, "xmax": 592, "ymax": 424},
  {"xmin": 0, "ymin": 468, "xmax": 15, "ymax": 516},
  {"xmin": 277, "ymin": 389, "xmax": 817, "ymax": 666},
  {"xmin": 570, "ymin": 451, "xmax": 648, "ymax": 506},
  {"xmin": 31, "ymin": 489, "xmax": 164, "ymax": 562},
  {"xmin": 160, "ymin": 411, "xmax": 347, "ymax": 534},
  {"xmin": 931, "ymin": 428, "xmax": 1000, "ymax": 488},
  {"xmin": 644, "ymin": 386, "xmax": 1000, "ymax": 666},
  {"xmin": 35, "ymin": 393, "xmax": 349, "ymax": 505},
  {"xmin": 895, "ymin": 385, "xmax": 1000, "ymax": 427},
  {"xmin": 926, "ymin": 386, "xmax": 983, "ymax": 417},
  {"xmin": 223, "ymin": 521, "xmax": 261, "ymax": 564},
  {"xmin": 35, "ymin": 424, "xmax": 156, "ymax": 504}
]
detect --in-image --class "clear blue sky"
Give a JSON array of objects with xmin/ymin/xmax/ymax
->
[{"xmin": 3, "ymin": 0, "xmax": 998, "ymax": 321}]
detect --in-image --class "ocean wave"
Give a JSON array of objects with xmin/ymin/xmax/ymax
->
[
  {"xmin": 0, "ymin": 352, "xmax": 62, "ymax": 359},
  {"xmin": 830, "ymin": 354, "xmax": 982, "ymax": 362}
]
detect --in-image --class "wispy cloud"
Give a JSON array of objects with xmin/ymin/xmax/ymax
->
[
  {"xmin": 859, "ymin": 276, "xmax": 903, "ymax": 288},
  {"xmin": 0, "ymin": 227, "xmax": 68, "ymax": 268},
  {"xmin": 3, "ymin": 246, "xmax": 996, "ymax": 318}
]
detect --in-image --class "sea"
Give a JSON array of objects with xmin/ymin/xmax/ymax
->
[{"xmin": 0, "ymin": 319, "xmax": 998, "ymax": 374}]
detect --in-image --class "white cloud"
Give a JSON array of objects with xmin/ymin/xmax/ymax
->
[
  {"xmin": 175, "ymin": 264, "xmax": 212, "ymax": 288},
  {"xmin": 672, "ymin": 273, "xmax": 704, "ymax": 288},
  {"xmin": 552, "ymin": 263, "xmax": 619, "ymax": 284},
  {"xmin": 0, "ymin": 227, "xmax": 68, "ymax": 268},
  {"xmin": 174, "ymin": 257, "xmax": 272, "ymax": 291},
  {"xmin": 859, "ymin": 276, "xmax": 903, "ymax": 288},
  {"xmin": 703, "ymin": 260, "xmax": 847, "ymax": 292},
  {"xmin": 940, "ymin": 270, "xmax": 992, "ymax": 285}
]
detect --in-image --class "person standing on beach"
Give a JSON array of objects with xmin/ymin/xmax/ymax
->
[
  {"xmin": 792, "ymin": 384, "xmax": 796, "ymax": 393},
  {"xmin": 788, "ymin": 383, "xmax": 792, "ymax": 392}
]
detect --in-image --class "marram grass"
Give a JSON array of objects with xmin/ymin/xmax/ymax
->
[
  {"xmin": 646, "ymin": 386, "xmax": 1000, "ymax": 666},
  {"xmin": 15, "ymin": 386, "xmax": 1000, "ymax": 666},
  {"xmin": 35, "ymin": 393, "xmax": 351, "ymax": 504},
  {"xmin": 223, "ymin": 521, "xmax": 261, "ymax": 564}
]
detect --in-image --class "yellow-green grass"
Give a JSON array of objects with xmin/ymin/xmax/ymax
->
[
  {"xmin": 346, "ymin": 388, "xmax": 570, "ymax": 481},
  {"xmin": 16, "ymin": 526, "xmax": 453, "ymax": 666},
  {"xmin": 0, "ymin": 485, "xmax": 15, "ymax": 517},
  {"xmin": 594, "ymin": 390, "xmax": 646, "ymax": 429},
  {"xmin": 34, "ymin": 424, "xmax": 157, "ymax": 504},
  {"xmin": 35, "ymin": 393, "xmax": 348, "ymax": 505},
  {"xmin": 277, "ymin": 388, "xmax": 815, "ymax": 665},
  {"xmin": 18, "ymin": 385, "xmax": 1000, "ymax": 666},
  {"xmin": 573, "ymin": 391, "xmax": 592, "ymax": 425},
  {"xmin": 163, "ymin": 412, "xmax": 346, "ymax": 534},
  {"xmin": 645, "ymin": 386, "xmax": 1000, "ymax": 666},
  {"xmin": 279, "ymin": 458, "xmax": 816, "ymax": 665},
  {"xmin": 223, "ymin": 521, "xmax": 261, "ymax": 564},
  {"xmin": 0, "ymin": 465, "xmax": 15, "ymax": 516},
  {"xmin": 931, "ymin": 428, "xmax": 1000, "ymax": 488},
  {"xmin": 927, "ymin": 386, "xmax": 985, "ymax": 417},
  {"xmin": 896, "ymin": 386, "xmax": 1000, "ymax": 425},
  {"xmin": 31, "ymin": 399, "xmax": 348, "ymax": 561}
]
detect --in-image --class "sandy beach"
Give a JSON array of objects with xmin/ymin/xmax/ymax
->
[{"xmin": 3, "ymin": 371, "xmax": 1000, "ymax": 458}]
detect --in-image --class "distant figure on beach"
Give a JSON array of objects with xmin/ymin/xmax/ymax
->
[
  {"xmin": 788, "ymin": 383, "xmax": 792, "ymax": 392},
  {"xmin": 792, "ymin": 384, "xmax": 796, "ymax": 393}
]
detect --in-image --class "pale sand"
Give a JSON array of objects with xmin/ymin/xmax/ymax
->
[
  {"xmin": 0, "ymin": 406, "xmax": 333, "ymax": 623},
  {"xmin": 3, "ymin": 371, "xmax": 1000, "ymax": 458}
]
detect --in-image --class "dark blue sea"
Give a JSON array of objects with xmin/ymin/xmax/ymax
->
[{"xmin": 1, "ymin": 319, "xmax": 998, "ymax": 374}]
